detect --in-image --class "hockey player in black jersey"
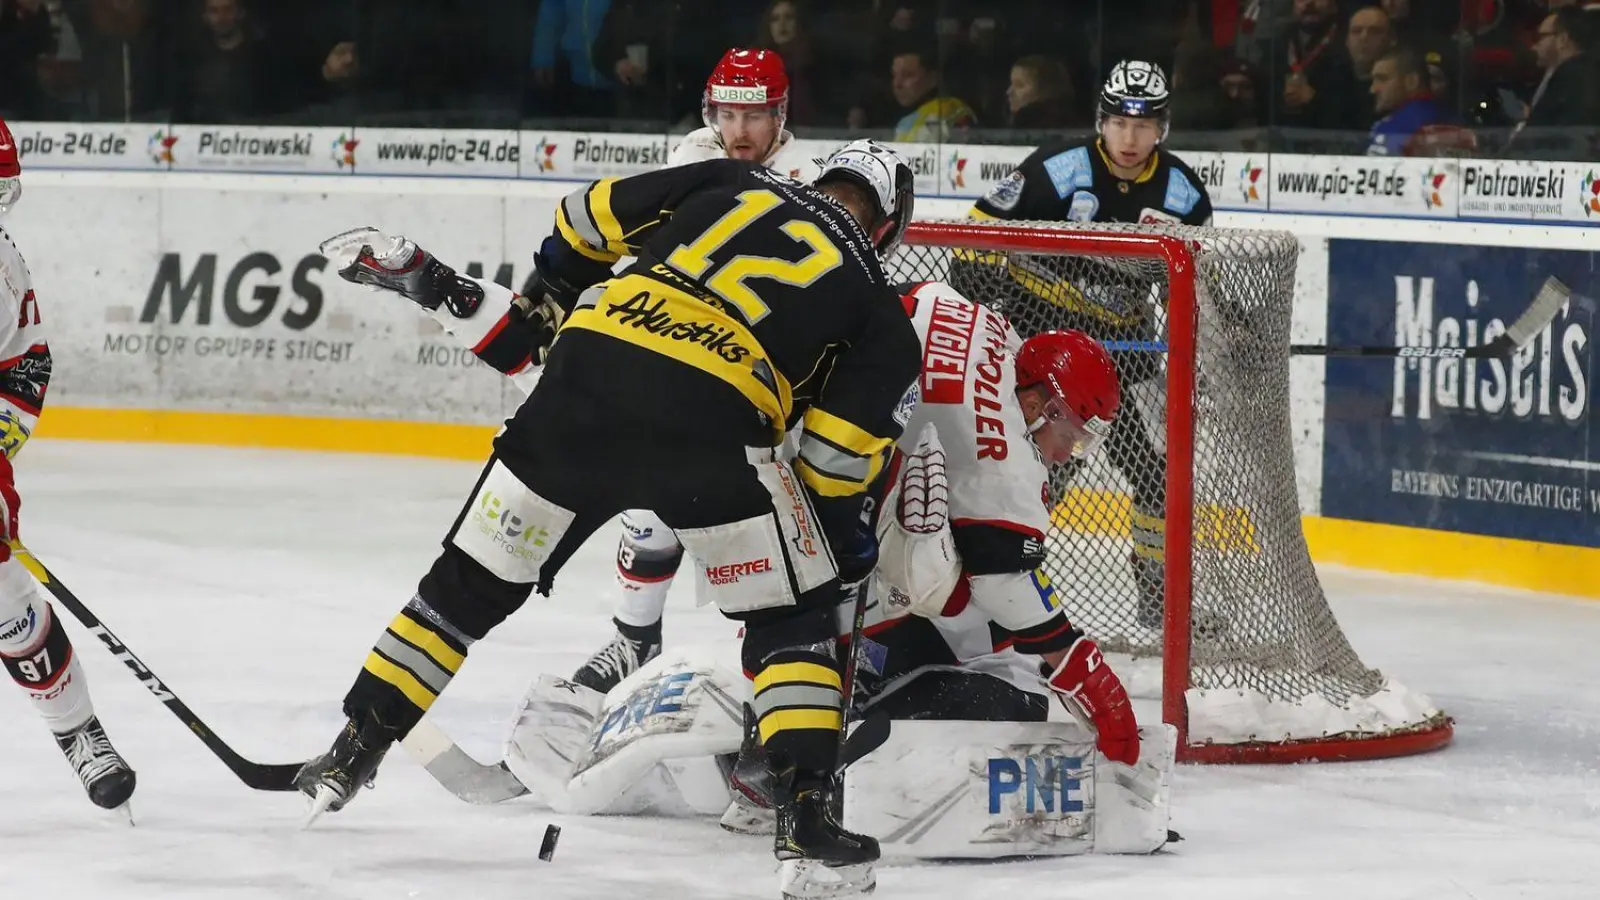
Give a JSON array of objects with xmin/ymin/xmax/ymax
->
[
  {"xmin": 965, "ymin": 59, "xmax": 1214, "ymax": 631},
  {"xmin": 297, "ymin": 140, "xmax": 919, "ymax": 894}
]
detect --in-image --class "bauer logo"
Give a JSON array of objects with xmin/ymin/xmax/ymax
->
[{"xmin": 986, "ymin": 755, "xmax": 1084, "ymax": 815}]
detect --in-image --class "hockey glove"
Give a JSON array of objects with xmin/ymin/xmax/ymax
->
[
  {"xmin": 833, "ymin": 525, "xmax": 879, "ymax": 600},
  {"xmin": 508, "ymin": 292, "xmax": 568, "ymax": 367},
  {"xmin": 1047, "ymin": 636, "xmax": 1139, "ymax": 766},
  {"xmin": 320, "ymin": 227, "xmax": 483, "ymax": 318},
  {"xmin": 874, "ymin": 424, "xmax": 961, "ymax": 618},
  {"xmin": 0, "ymin": 453, "xmax": 20, "ymax": 563}
]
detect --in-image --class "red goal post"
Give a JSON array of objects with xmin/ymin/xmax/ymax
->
[{"xmin": 893, "ymin": 219, "xmax": 1453, "ymax": 764}]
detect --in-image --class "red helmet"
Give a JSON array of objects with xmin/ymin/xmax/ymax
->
[
  {"xmin": 701, "ymin": 48, "xmax": 790, "ymax": 139},
  {"xmin": 1015, "ymin": 330, "xmax": 1120, "ymax": 464},
  {"xmin": 0, "ymin": 119, "xmax": 19, "ymax": 214}
]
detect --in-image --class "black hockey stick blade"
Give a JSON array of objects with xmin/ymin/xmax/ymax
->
[
  {"xmin": 13, "ymin": 544, "xmax": 306, "ymax": 791},
  {"xmin": 837, "ymin": 711, "xmax": 890, "ymax": 772},
  {"xmin": 1291, "ymin": 276, "xmax": 1572, "ymax": 360}
]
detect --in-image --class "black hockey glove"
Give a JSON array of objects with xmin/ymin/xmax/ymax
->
[{"xmin": 832, "ymin": 525, "xmax": 880, "ymax": 598}]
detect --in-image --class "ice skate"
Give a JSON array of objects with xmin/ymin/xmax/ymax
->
[
  {"xmin": 55, "ymin": 717, "xmax": 136, "ymax": 814},
  {"xmin": 775, "ymin": 785, "xmax": 879, "ymax": 899},
  {"xmin": 295, "ymin": 711, "xmax": 394, "ymax": 826},
  {"xmin": 571, "ymin": 629, "xmax": 661, "ymax": 694},
  {"xmin": 720, "ymin": 705, "xmax": 778, "ymax": 834}
]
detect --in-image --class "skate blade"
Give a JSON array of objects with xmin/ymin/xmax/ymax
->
[
  {"xmin": 718, "ymin": 801, "xmax": 775, "ymax": 836},
  {"xmin": 779, "ymin": 860, "xmax": 876, "ymax": 900},
  {"xmin": 114, "ymin": 802, "xmax": 134, "ymax": 827},
  {"xmin": 301, "ymin": 785, "xmax": 341, "ymax": 829}
]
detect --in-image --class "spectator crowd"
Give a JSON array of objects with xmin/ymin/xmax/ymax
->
[{"xmin": 1, "ymin": 0, "xmax": 1596, "ymax": 159}]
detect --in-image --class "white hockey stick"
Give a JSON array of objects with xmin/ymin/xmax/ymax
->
[
  {"xmin": 404, "ymin": 709, "xmax": 891, "ymax": 806},
  {"xmin": 401, "ymin": 719, "xmax": 530, "ymax": 805}
]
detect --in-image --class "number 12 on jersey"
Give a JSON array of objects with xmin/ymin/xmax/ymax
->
[{"xmin": 665, "ymin": 189, "xmax": 842, "ymax": 325}]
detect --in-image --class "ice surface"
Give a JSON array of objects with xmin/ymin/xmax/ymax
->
[{"xmin": 7, "ymin": 441, "xmax": 1599, "ymax": 899}]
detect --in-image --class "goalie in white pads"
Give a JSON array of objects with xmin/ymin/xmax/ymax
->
[
  {"xmin": 503, "ymin": 285, "xmax": 1175, "ymax": 860},
  {"xmin": 0, "ymin": 120, "xmax": 137, "ymax": 813}
]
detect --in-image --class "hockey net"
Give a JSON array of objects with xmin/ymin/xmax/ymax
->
[{"xmin": 890, "ymin": 220, "xmax": 1453, "ymax": 763}]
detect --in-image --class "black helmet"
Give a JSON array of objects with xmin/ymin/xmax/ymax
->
[{"xmin": 1099, "ymin": 60, "xmax": 1171, "ymax": 120}]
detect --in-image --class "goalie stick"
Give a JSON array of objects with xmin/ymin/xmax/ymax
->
[
  {"xmin": 12, "ymin": 544, "xmax": 305, "ymax": 792},
  {"xmin": 1103, "ymin": 276, "xmax": 1574, "ymax": 360},
  {"xmin": 400, "ymin": 705, "xmax": 893, "ymax": 806}
]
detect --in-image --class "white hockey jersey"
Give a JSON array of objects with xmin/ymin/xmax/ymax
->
[
  {"xmin": 0, "ymin": 226, "xmax": 49, "ymax": 457},
  {"xmin": 667, "ymin": 127, "xmax": 823, "ymax": 182},
  {"xmin": 844, "ymin": 282, "xmax": 1074, "ymax": 703}
]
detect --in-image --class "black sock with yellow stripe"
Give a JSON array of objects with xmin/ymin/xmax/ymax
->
[
  {"xmin": 344, "ymin": 599, "xmax": 471, "ymax": 737},
  {"xmin": 1131, "ymin": 502, "xmax": 1166, "ymax": 568},
  {"xmin": 751, "ymin": 649, "xmax": 844, "ymax": 786}
]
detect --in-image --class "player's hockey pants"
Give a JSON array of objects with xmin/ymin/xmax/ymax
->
[{"xmin": 343, "ymin": 365, "xmax": 850, "ymax": 780}]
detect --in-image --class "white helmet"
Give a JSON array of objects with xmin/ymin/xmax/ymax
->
[
  {"xmin": 813, "ymin": 139, "xmax": 915, "ymax": 256},
  {"xmin": 1098, "ymin": 60, "xmax": 1171, "ymax": 141}
]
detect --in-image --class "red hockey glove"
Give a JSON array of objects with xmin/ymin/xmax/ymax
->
[
  {"xmin": 0, "ymin": 453, "xmax": 19, "ymax": 563},
  {"xmin": 1048, "ymin": 636, "xmax": 1139, "ymax": 765}
]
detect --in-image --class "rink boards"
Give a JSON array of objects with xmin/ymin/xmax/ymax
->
[{"xmin": 11, "ymin": 170, "xmax": 1600, "ymax": 599}]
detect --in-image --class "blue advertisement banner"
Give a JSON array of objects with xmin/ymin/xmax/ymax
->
[{"xmin": 1322, "ymin": 240, "xmax": 1599, "ymax": 547}]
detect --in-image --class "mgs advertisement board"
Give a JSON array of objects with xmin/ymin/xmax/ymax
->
[
  {"xmin": 1320, "ymin": 240, "xmax": 1598, "ymax": 547},
  {"xmin": 19, "ymin": 183, "xmax": 529, "ymax": 423}
]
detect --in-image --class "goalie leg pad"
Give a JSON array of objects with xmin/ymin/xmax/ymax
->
[
  {"xmin": 841, "ymin": 719, "xmax": 1176, "ymax": 859},
  {"xmin": 546, "ymin": 647, "xmax": 749, "ymax": 815}
]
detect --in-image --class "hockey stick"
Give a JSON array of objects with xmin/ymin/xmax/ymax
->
[
  {"xmin": 403, "ymin": 695, "xmax": 890, "ymax": 806},
  {"xmin": 1105, "ymin": 276, "xmax": 1574, "ymax": 360},
  {"xmin": 11, "ymin": 543, "xmax": 306, "ymax": 792},
  {"xmin": 401, "ymin": 718, "xmax": 530, "ymax": 804},
  {"xmin": 1292, "ymin": 275, "xmax": 1570, "ymax": 358}
]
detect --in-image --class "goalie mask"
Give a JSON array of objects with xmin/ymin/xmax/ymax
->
[
  {"xmin": 1015, "ymin": 330, "xmax": 1120, "ymax": 465},
  {"xmin": 0, "ymin": 119, "xmax": 19, "ymax": 217},
  {"xmin": 813, "ymin": 139, "xmax": 915, "ymax": 256}
]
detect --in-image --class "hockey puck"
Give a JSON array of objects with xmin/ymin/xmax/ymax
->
[{"xmin": 538, "ymin": 824, "xmax": 561, "ymax": 862}]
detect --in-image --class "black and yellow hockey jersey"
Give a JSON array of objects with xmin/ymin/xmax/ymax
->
[
  {"xmin": 973, "ymin": 137, "xmax": 1214, "ymax": 228},
  {"xmin": 533, "ymin": 158, "xmax": 922, "ymax": 521},
  {"xmin": 963, "ymin": 139, "xmax": 1214, "ymax": 333}
]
